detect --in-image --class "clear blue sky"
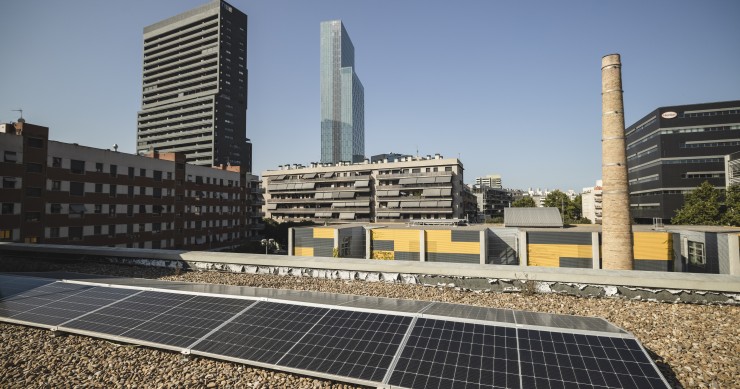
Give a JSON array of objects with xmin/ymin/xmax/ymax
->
[{"xmin": 1, "ymin": 0, "xmax": 738, "ymax": 191}]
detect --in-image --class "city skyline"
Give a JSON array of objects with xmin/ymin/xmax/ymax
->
[
  {"xmin": 1, "ymin": 0, "xmax": 738, "ymax": 190},
  {"xmin": 320, "ymin": 20, "xmax": 365, "ymax": 164}
]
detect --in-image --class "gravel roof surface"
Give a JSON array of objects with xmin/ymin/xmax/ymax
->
[{"xmin": 1, "ymin": 263, "xmax": 739, "ymax": 389}]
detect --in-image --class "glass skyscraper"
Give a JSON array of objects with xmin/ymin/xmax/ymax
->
[{"xmin": 320, "ymin": 20, "xmax": 365, "ymax": 164}]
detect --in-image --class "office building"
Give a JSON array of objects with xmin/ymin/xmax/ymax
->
[
  {"xmin": 262, "ymin": 155, "xmax": 464, "ymax": 223},
  {"xmin": 320, "ymin": 20, "xmax": 365, "ymax": 164},
  {"xmin": 626, "ymin": 100, "xmax": 740, "ymax": 223},
  {"xmin": 472, "ymin": 185, "xmax": 512, "ymax": 222},
  {"xmin": 136, "ymin": 0, "xmax": 251, "ymax": 170},
  {"xmin": 1, "ymin": 120, "xmax": 261, "ymax": 249},
  {"xmin": 726, "ymin": 151, "xmax": 740, "ymax": 187}
]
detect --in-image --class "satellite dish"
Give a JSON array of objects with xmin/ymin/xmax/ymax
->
[{"xmin": 112, "ymin": 144, "xmax": 118, "ymax": 152}]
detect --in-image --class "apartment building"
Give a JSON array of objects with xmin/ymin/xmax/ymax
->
[
  {"xmin": 0, "ymin": 120, "xmax": 261, "ymax": 249},
  {"xmin": 262, "ymin": 155, "xmax": 465, "ymax": 223},
  {"xmin": 581, "ymin": 180, "xmax": 603, "ymax": 224}
]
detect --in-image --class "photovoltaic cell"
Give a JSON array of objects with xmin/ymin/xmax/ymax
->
[
  {"xmin": 63, "ymin": 291, "xmax": 194, "ymax": 338},
  {"xmin": 389, "ymin": 318, "xmax": 520, "ymax": 389},
  {"xmin": 280, "ymin": 309, "xmax": 412, "ymax": 382},
  {"xmin": 518, "ymin": 329, "xmax": 666, "ymax": 389},
  {"xmin": 514, "ymin": 310, "xmax": 624, "ymax": 334},
  {"xmin": 423, "ymin": 302, "xmax": 516, "ymax": 324},
  {"xmin": 0, "ymin": 282, "xmax": 94, "ymax": 325},
  {"xmin": 0, "ymin": 274, "xmax": 56, "ymax": 300},
  {"xmin": 192, "ymin": 301, "xmax": 330, "ymax": 364}
]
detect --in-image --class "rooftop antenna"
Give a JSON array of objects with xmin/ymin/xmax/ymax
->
[{"xmin": 12, "ymin": 109, "xmax": 23, "ymax": 121}]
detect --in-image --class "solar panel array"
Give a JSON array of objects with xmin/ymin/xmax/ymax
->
[{"xmin": 0, "ymin": 274, "xmax": 669, "ymax": 388}]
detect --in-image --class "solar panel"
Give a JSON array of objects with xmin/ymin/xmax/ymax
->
[
  {"xmin": 280, "ymin": 309, "xmax": 412, "ymax": 382},
  {"xmin": 518, "ymin": 328, "xmax": 666, "ymax": 389},
  {"xmin": 0, "ymin": 274, "xmax": 56, "ymax": 300},
  {"xmin": 388, "ymin": 318, "xmax": 520, "ymax": 389},
  {"xmin": 192, "ymin": 301, "xmax": 330, "ymax": 364},
  {"xmin": 0, "ymin": 274, "xmax": 669, "ymax": 389}
]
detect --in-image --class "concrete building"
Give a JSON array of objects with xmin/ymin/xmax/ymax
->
[
  {"xmin": 475, "ymin": 174, "xmax": 502, "ymax": 189},
  {"xmin": 320, "ymin": 20, "xmax": 365, "ymax": 164},
  {"xmin": 581, "ymin": 180, "xmax": 603, "ymax": 224},
  {"xmin": 626, "ymin": 100, "xmax": 740, "ymax": 223},
  {"xmin": 262, "ymin": 155, "xmax": 464, "ymax": 223},
  {"xmin": 1, "ymin": 120, "xmax": 261, "ymax": 249},
  {"xmin": 136, "ymin": 0, "xmax": 251, "ymax": 170},
  {"xmin": 472, "ymin": 185, "xmax": 512, "ymax": 222}
]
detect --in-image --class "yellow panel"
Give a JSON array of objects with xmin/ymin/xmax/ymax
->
[
  {"xmin": 425, "ymin": 230, "xmax": 479, "ymax": 254},
  {"xmin": 372, "ymin": 229, "xmax": 420, "ymax": 253},
  {"xmin": 313, "ymin": 228, "xmax": 335, "ymax": 239},
  {"xmin": 371, "ymin": 250, "xmax": 395, "ymax": 260},
  {"xmin": 528, "ymin": 244, "xmax": 592, "ymax": 267},
  {"xmin": 294, "ymin": 247, "xmax": 314, "ymax": 257},
  {"xmin": 633, "ymin": 232, "xmax": 672, "ymax": 260}
]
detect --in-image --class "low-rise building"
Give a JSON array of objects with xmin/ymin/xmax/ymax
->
[
  {"xmin": 581, "ymin": 180, "xmax": 603, "ymax": 224},
  {"xmin": 0, "ymin": 120, "xmax": 262, "ymax": 249},
  {"xmin": 262, "ymin": 155, "xmax": 465, "ymax": 223}
]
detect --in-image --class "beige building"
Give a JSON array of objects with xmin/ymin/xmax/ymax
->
[
  {"xmin": 262, "ymin": 155, "xmax": 465, "ymax": 223},
  {"xmin": 581, "ymin": 180, "xmax": 603, "ymax": 224}
]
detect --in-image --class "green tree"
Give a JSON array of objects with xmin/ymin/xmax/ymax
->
[
  {"xmin": 543, "ymin": 190, "xmax": 578, "ymax": 223},
  {"xmin": 671, "ymin": 181, "xmax": 722, "ymax": 225},
  {"xmin": 722, "ymin": 184, "xmax": 740, "ymax": 226},
  {"xmin": 512, "ymin": 196, "xmax": 536, "ymax": 208}
]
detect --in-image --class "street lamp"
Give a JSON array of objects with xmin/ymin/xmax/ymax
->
[{"xmin": 260, "ymin": 238, "xmax": 275, "ymax": 254}]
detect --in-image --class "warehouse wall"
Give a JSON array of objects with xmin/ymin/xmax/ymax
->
[
  {"xmin": 293, "ymin": 227, "xmax": 335, "ymax": 257},
  {"xmin": 370, "ymin": 229, "xmax": 420, "ymax": 261},
  {"xmin": 527, "ymin": 232, "xmax": 592, "ymax": 268},
  {"xmin": 425, "ymin": 230, "xmax": 480, "ymax": 264},
  {"xmin": 632, "ymin": 232, "xmax": 673, "ymax": 271}
]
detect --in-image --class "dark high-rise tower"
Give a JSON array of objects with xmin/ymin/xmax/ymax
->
[
  {"xmin": 136, "ymin": 0, "xmax": 250, "ymax": 170},
  {"xmin": 320, "ymin": 20, "xmax": 365, "ymax": 164}
]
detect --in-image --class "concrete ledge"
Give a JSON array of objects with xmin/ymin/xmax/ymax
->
[{"xmin": 2, "ymin": 243, "xmax": 739, "ymax": 294}]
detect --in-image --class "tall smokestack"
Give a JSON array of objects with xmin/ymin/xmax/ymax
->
[{"xmin": 601, "ymin": 54, "xmax": 633, "ymax": 270}]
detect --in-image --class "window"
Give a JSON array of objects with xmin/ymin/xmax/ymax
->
[
  {"xmin": 140, "ymin": 168, "xmax": 146, "ymax": 177},
  {"xmin": 108, "ymin": 224, "xmax": 116, "ymax": 236},
  {"xmin": 69, "ymin": 227, "xmax": 83, "ymax": 241},
  {"xmin": 51, "ymin": 180, "xmax": 61, "ymax": 191},
  {"xmin": 50, "ymin": 227, "xmax": 60, "ymax": 238},
  {"xmin": 110, "ymin": 164, "xmax": 117, "ymax": 177},
  {"xmin": 140, "ymin": 186, "xmax": 146, "ymax": 195},
  {"xmin": 70, "ymin": 182, "xmax": 84, "ymax": 196},
  {"xmin": 109, "ymin": 184, "xmax": 117, "ymax": 197},
  {"xmin": 4, "ymin": 151, "xmax": 17, "ymax": 162},
  {"xmin": 445, "ymin": 167, "xmax": 452, "ymax": 172},
  {"xmin": 24, "ymin": 236, "xmax": 38, "ymax": 243},
  {"xmin": 94, "ymin": 225, "xmax": 102, "ymax": 235},
  {"xmin": 3, "ymin": 177, "xmax": 17, "ymax": 189},
  {"xmin": 153, "ymin": 170, "xmax": 162, "ymax": 181},
  {"xmin": 108, "ymin": 204, "xmax": 115, "ymax": 216},
  {"xmin": 27, "ymin": 137, "xmax": 44, "ymax": 148},
  {"xmin": 153, "ymin": 205, "xmax": 163, "ymax": 215},
  {"xmin": 52, "ymin": 157, "xmax": 62, "ymax": 167},
  {"xmin": 0, "ymin": 230, "xmax": 11, "ymax": 239},
  {"xmin": 25, "ymin": 187, "xmax": 42, "ymax": 197},
  {"xmin": 153, "ymin": 223, "xmax": 161, "ymax": 233},
  {"xmin": 128, "ymin": 167, "xmax": 135, "ymax": 178},
  {"xmin": 688, "ymin": 241, "xmax": 706, "ymax": 267},
  {"xmin": 96, "ymin": 163, "xmax": 104, "ymax": 172},
  {"xmin": 95, "ymin": 183, "xmax": 103, "ymax": 193},
  {"xmin": 25, "ymin": 212, "xmax": 41, "ymax": 222},
  {"xmin": 94, "ymin": 204, "xmax": 102, "ymax": 214},
  {"xmin": 128, "ymin": 186, "xmax": 134, "ymax": 197},
  {"xmin": 127, "ymin": 204, "xmax": 134, "ymax": 216},
  {"xmin": 69, "ymin": 204, "xmax": 87, "ymax": 216},
  {"xmin": 166, "ymin": 172, "xmax": 172, "ymax": 180},
  {"xmin": 139, "ymin": 204, "xmax": 146, "ymax": 214},
  {"xmin": 26, "ymin": 163, "xmax": 42, "ymax": 173},
  {"xmin": 153, "ymin": 187, "xmax": 162, "ymax": 198},
  {"xmin": 139, "ymin": 223, "xmax": 146, "ymax": 233},
  {"xmin": 2, "ymin": 203, "xmax": 14, "ymax": 214},
  {"xmin": 50, "ymin": 204, "xmax": 62, "ymax": 214},
  {"xmin": 70, "ymin": 159, "xmax": 85, "ymax": 174}
]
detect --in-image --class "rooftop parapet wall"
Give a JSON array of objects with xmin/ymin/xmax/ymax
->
[{"xmin": 1, "ymin": 243, "xmax": 738, "ymax": 304}]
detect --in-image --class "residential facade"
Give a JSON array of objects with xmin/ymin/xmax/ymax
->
[
  {"xmin": 262, "ymin": 156, "xmax": 464, "ymax": 223},
  {"xmin": 581, "ymin": 180, "xmax": 603, "ymax": 224},
  {"xmin": 626, "ymin": 100, "xmax": 740, "ymax": 223},
  {"xmin": 136, "ymin": 0, "xmax": 251, "ymax": 170},
  {"xmin": 320, "ymin": 20, "xmax": 365, "ymax": 164},
  {"xmin": 475, "ymin": 174, "xmax": 502, "ymax": 189},
  {"xmin": 1, "ymin": 120, "xmax": 261, "ymax": 249},
  {"xmin": 472, "ymin": 185, "xmax": 512, "ymax": 222}
]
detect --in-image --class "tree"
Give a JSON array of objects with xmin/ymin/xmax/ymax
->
[
  {"xmin": 671, "ymin": 181, "xmax": 722, "ymax": 225},
  {"xmin": 722, "ymin": 184, "xmax": 740, "ymax": 226},
  {"xmin": 543, "ymin": 190, "xmax": 578, "ymax": 223},
  {"xmin": 512, "ymin": 196, "xmax": 536, "ymax": 208}
]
